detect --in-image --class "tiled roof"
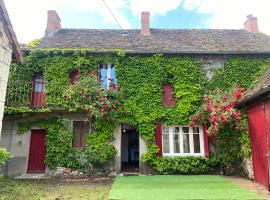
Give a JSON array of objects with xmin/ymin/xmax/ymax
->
[
  {"xmin": 239, "ymin": 66, "xmax": 270, "ymax": 105},
  {"xmin": 37, "ymin": 29, "xmax": 270, "ymax": 54}
]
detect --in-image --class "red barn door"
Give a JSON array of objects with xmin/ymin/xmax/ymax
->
[
  {"xmin": 27, "ymin": 129, "xmax": 46, "ymax": 173},
  {"xmin": 248, "ymin": 102, "xmax": 269, "ymax": 189}
]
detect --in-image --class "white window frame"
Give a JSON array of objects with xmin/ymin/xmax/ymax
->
[{"xmin": 162, "ymin": 125, "xmax": 205, "ymax": 157}]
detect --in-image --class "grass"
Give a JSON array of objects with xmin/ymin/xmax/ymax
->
[
  {"xmin": 0, "ymin": 177, "xmax": 112, "ymax": 200},
  {"xmin": 109, "ymin": 175, "xmax": 263, "ymax": 200}
]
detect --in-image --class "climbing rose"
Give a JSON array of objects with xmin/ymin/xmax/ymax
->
[{"xmin": 191, "ymin": 86, "xmax": 246, "ymax": 136}]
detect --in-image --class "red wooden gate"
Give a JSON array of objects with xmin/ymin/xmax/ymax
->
[
  {"xmin": 248, "ymin": 102, "xmax": 269, "ymax": 189},
  {"xmin": 27, "ymin": 129, "xmax": 46, "ymax": 173}
]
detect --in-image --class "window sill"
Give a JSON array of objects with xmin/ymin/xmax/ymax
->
[{"xmin": 162, "ymin": 153, "xmax": 205, "ymax": 157}]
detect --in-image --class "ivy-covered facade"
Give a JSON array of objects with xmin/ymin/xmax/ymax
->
[{"xmin": 1, "ymin": 11, "xmax": 270, "ymax": 176}]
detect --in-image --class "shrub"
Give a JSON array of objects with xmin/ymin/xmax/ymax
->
[{"xmin": 0, "ymin": 148, "xmax": 11, "ymax": 167}]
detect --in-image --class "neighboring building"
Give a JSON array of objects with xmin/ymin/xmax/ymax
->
[
  {"xmin": 238, "ymin": 66, "xmax": 270, "ymax": 190},
  {"xmin": 1, "ymin": 10, "xmax": 270, "ymax": 176},
  {"xmin": 0, "ymin": 0, "xmax": 23, "ymax": 135}
]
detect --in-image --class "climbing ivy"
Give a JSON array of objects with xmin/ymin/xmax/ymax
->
[
  {"xmin": 18, "ymin": 117, "xmax": 116, "ymax": 170},
  {"xmin": 208, "ymin": 56, "xmax": 270, "ymax": 91},
  {"xmin": 7, "ymin": 49, "xmax": 270, "ymax": 174}
]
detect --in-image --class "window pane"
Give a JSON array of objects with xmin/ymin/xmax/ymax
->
[
  {"xmin": 183, "ymin": 134, "xmax": 190, "ymax": 153},
  {"xmin": 193, "ymin": 134, "xmax": 201, "ymax": 153},
  {"xmin": 162, "ymin": 134, "xmax": 170, "ymax": 153},
  {"xmin": 110, "ymin": 64, "xmax": 117, "ymax": 85},
  {"xmin": 162, "ymin": 127, "xmax": 169, "ymax": 134},
  {"xmin": 82, "ymin": 122, "xmax": 90, "ymax": 146},
  {"xmin": 34, "ymin": 73, "xmax": 44, "ymax": 92},
  {"xmin": 100, "ymin": 64, "xmax": 107, "ymax": 88},
  {"xmin": 193, "ymin": 127, "xmax": 199, "ymax": 133},
  {"xmin": 173, "ymin": 134, "xmax": 180, "ymax": 153},
  {"xmin": 72, "ymin": 121, "xmax": 90, "ymax": 147},
  {"xmin": 182, "ymin": 127, "xmax": 189, "ymax": 133},
  {"xmin": 174, "ymin": 127, "xmax": 179, "ymax": 133},
  {"xmin": 72, "ymin": 121, "xmax": 81, "ymax": 147}
]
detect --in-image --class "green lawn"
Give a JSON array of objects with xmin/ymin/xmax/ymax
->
[
  {"xmin": 0, "ymin": 177, "xmax": 112, "ymax": 200},
  {"xmin": 109, "ymin": 175, "xmax": 263, "ymax": 200}
]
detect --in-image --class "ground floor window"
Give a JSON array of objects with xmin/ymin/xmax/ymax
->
[
  {"xmin": 162, "ymin": 125, "xmax": 204, "ymax": 156},
  {"xmin": 72, "ymin": 121, "xmax": 90, "ymax": 147}
]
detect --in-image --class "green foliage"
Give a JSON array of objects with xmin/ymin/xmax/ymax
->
[
  {"xmin": 23, "ymin": 39, "xmax": 41, "ymax": 48},
  {"xmin": 8, "ymin": 49, "xmax": 270, "ymax": 173},
  {"xmin": 144, "ymin": 155, "xmax": 218, "ymax": 174},
  {"xmin": 208, "ymin": 56, "xmax": 270, "ymax": 91},
  {"xmin": 18, "ymin": 117, "xmax": 117, "ymax": 170},
  {"xmin": 0, "ymin": 148, "xmax": 11, "ymax": 167},
  {"xmin": 18, "ymin": 118, "xmax": 73, "ymax": 168},
  {"xmin": 64, "ymin": 72, "xmax": 125, "ymax": 117},
  {"xmin": 86, "ymin": 118, "xmax": 117, "ymax": 164}
]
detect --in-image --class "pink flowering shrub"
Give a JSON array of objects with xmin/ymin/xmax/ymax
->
[
  {"xmin": 64, "ymin": 71, "xmax": 125, "ymax": 118},
  {"xmin": 191, "ymin": 86, "xmax": 246, "ymax": 136},
  {"xmin": 191, "ymin": 86, "xmax": 251, "ymax": 174}
]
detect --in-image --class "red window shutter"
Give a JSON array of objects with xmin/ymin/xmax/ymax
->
[
  {"xmin": 156, "ymin": 122, "xmax": 162, "ymax": 157},
  {"xmin": 163, "ymin": 84, "xmax": 176, "ymax": 107},
  {"xmin": 203, "ymin": 124, "xmax": 210, "ymax": 157},
  {"xmin": 70, "ymin": 70, "xmax": 80, "ymax": 85}
]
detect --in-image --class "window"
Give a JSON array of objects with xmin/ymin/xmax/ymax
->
[
  {"xmin": 69, "ymin": 70, "xmax": 79, "ymax": 85},
  {"xmin": 163, "ymin": 84, "xmax": 176, "ymax": 107},
  {"xmin": 162, "ymin": 125, "xmax": 204, "ymax": 156},
  {"xmin": 31, "ymin": 72, "xmax": 45, "ymax": 107},
  {"xmin": 100, "ymin": 63, "xmax": 117, "ymax": 89},
  {"xmin": 72, "ymin": 121, "xmax": 90, "ymax": 147}
]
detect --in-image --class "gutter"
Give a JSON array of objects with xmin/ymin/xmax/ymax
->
[{"xmin": 22, "ymin": 48, "xmax": 270, "ymax": 56}]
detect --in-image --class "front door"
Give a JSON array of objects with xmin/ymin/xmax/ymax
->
[
  {"xmin": 121, "ymin": 126, "xmax": 139, "ymax": 172},
  {"xmin": 27, "ymin": 129, "xmax": 46, "ymax": 173}
]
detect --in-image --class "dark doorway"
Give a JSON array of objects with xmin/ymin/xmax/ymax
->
[{"xmin": 121, "ymin": 125, "xmax": 139, "ymax": 172}]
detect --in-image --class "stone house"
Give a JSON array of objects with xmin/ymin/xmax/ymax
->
[
  {"xmin": 1, "ymin": 10, "xmax": 270, "ymax": 176},
  {"xmin": 0, "ymin": 0, "xmax": 23, "ymax": 135}
]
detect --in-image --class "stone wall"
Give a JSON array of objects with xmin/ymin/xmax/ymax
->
[{"xmin": 0, "ymin": 19, "xmax": 12, "ymax": 136}]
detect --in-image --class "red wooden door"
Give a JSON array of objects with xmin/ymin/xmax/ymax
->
[
  {"xmin": 27, "ymin": 129, "xmax": 46, "ymax": 173},
  {"xmin": 248, "ymin": 102, "xmax": 269, "ymax": 189}
]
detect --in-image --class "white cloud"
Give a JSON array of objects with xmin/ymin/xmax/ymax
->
[
  {"xmin": 182, "ymin": 0, "xmax": 270, "ymax": 35},
  {"xmin": 128, "ymin": 0, "xmax": 182, "ymax": 16},
  {"xmin": 5, "ymin": 0, "xmax": 270, "ymax": 43},
  {"xmin": 4, "ymin": 0, "xmax": 131, "ymax": 43}
]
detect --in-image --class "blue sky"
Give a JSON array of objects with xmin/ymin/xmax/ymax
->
[
  {"xmin": 60, "ymin": 4, "xmax": 212, "ymax": 29},
  {"xmin": 4, "ymin": 0, "xmax": 270, "ymax": 43}
]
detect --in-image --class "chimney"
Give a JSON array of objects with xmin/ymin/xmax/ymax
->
[
  {"xmin": 244, "ymin": 15, "xmax": 258, "ymax": 33},
  {"xmin": 46, "ymin": 10, "xmax": 61, "ymax": 36},
  {"xmin": 141, "ymin": 11, "xmax": 151, "ymax": 36}
]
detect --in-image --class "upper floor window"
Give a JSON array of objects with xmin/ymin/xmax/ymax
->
[
  {"xmin": 163, "ymin": 84, "xmax": 176, "ymax": 107},
  {"xmin": 31, "ymin": 72, "xmax": 45, "ymax": 107},
  {"xmin": 100, "ymin": 63, "xmax": 117, "ymax": 89},
  {"xmin": 162, "ymin": 126, "xmax": 204, "ymax": 156},
  {"xmin": 69, "ymin": 70, "xmax": 79, "ymax": 85},
  {"xmin": 72, "ymin": 121, "xmax": 90, "ymax": 148}
]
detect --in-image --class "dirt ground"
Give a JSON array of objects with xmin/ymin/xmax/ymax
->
[{"xmin": 227, "ymin": 177, "xmax": 270, "ymax": 200}]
